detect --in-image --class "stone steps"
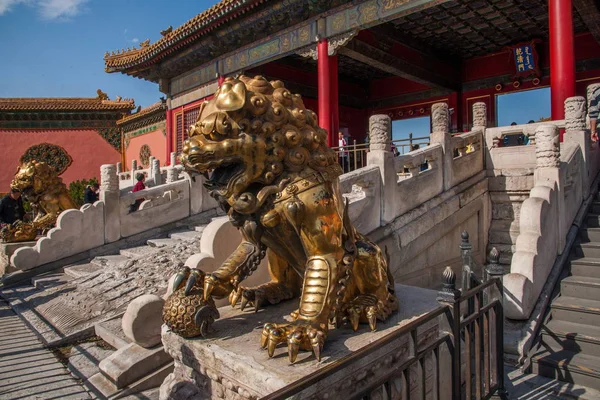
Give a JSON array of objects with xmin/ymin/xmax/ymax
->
[
  {"xmin": 95, "ymin": 314, "xmax": 131, "ymax": 350},
  {"xmin": 551, "ymin": 296, "xmax": 600, "ymax": 327},
  {"xmin": 88, "ymin": 362, "xmax": 172, "ymax": 400},
  {"xmin": 533, "ymin": 202, "xmax": 600, "ymax": 393},
  {"xmin": 168, "ymin": 229, "xmax": 204, "ymax": 242},
  {"xmin": 532, "ymin": 349, "xmax": 600, "ymax": 391},
  {"xmin": 542, "ymin": 320, "xmax": 600, "ymax": 355},
  {"xmin": 560, "ymin": 276, "xmax": 600, "ymax": 301},
  {"xmin": 570, "ymin": 257, "xmax": 600, "ymax": 278},
  {"xmin": 64, "ymin": 262, "xmax": 103, "ymax": 279}
]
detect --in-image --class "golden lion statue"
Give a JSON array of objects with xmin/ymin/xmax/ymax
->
[
  {"xmin": 2, "ymin": 161, "xmax": 76, "ymax": 242},
  {"xmin": 166, "ymin": 75, "xmax": 398, "ymax": 363}
]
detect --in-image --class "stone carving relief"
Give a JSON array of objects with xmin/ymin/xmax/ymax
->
[
  {"xmin": 535, "ymin": 125, "xmax": 560, "ymax": 168},
  {"xmin": 368, "ymin": 114, "xmax": 392, "ymax": 151},
  {"xmin": 431, "ymin": 103, "xmax": 449, "ymax": 133},
  {"xmin": 472, "ymin": 102, "xmax": 487, "ymax": 128},
  {"xmin": 564, "ymin": 96, "xmax": 586, "ymax": 132},
  {"xmin": 139, "ymin": 144, "xmax": 152, "ymax": 167},
  {"xmin": 20, "ymin": 143, "xmax": 73, "ymax": 175},
  {"xmin": 297, "ymin": 30, "xmax": 358, "ymax": 59}
]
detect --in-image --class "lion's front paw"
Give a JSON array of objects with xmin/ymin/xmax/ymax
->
[
  {"xmin": 260, "ymin": 322, "xmax": 327, "ymax": 363},
  {"xmin": 229, "ymin": 281, "xmax": 294, "ymax": 312}
]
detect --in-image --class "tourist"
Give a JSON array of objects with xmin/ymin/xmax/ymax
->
[
  {"xmin": 129, "ymin": 173, "xmax": 146, "ymax": 213},
  {"xmin": 0, "ymin": 188, "xmax": 25, "ymax": 226},
  {"xmin": 338, "ymin": 132, "xmax": 348, "ymax": 172},
  {"xmin": 591, "ymin": 85, "xmax": 600, "ymax": 142},
  {"xmin": 84, "ymin": 183, "xmax": 100, "ymax": 204}
]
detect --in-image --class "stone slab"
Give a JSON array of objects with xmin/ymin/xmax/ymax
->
[
  {"xmin": 162, "ymin": 284, "xmax": 443, "ymax": 399},
  {"xmin": 169, "ymin": 230, "xmax": 203, "ymax": 242},
  {"xmin": 0, "ymin": 300, "xmax": 91, "ymax": 400},
  {"xmin": 95, "ymin": 314, "xmax": 131, "ymax": 350},
  {"xmin": 99, "ymin": 343, "xmax": 171, "ymax": 389},
  {"xmin": 88, "ymin": 362, "xmax": 172, "ymax": 400},
  {"xmin": 120, "ymin": 245, "xmax": 162, "ymax": 260},
  {"xmin": 31, "ymin": 270, "xmax": 74, "ymax": 290},
  {"xmin": 68, "ymin": 341, "xmax": 115, "ymax": 382},
  {"xmin": 146, "ymin": 238, "xmax": 179, "ymax": 248},
  {"xmin": 0, "ymin": 233, "xmax": 203, "ymax": 347},
  {"xmin": 64, "ymin": 262, "xmax": 103, "ymax": 279}
]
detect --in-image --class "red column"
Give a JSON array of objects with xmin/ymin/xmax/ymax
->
[
  {"xmin": 318, "ymin": 39, "xmax": 333, "ymax": 147},
  {"xmin": 549, "ymin": 0, "xmax": 575, "ymax": 121},
  {"xmin": 330, "ymin": 55, "xmax": 339, "ymax": 141},
  {"xmin": 166, "ymin": 108, "xmax": 173, "ymax": 164}
]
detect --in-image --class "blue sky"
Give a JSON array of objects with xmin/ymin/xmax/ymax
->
[
  {"xmin": 0, "ymin": 0, "xmax": 550, "ymax": 123},
  {"xmin": 0, "ymin": 0, "xmax": 216, "ymax": 107}
]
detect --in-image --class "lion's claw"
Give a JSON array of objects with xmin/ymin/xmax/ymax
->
[{"xmin": 260, "ymin": 323, "xmax": 327, "ymax": 363}]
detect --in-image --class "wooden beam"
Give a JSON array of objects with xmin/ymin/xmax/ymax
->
[
  {"xmin": 573, "ymin": 0, "xmax": 600, "ymax": 44},
  {"xmin": 338, "ymin": 39, "xmax": 460, "ymax": 91},
  {"xmin": 369, "ymin": 25, "xmax": 458, "ymax": 64}
]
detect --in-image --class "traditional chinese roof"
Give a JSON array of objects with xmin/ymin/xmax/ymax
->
[
  {"xmin": 104, "ymin": 0, "xmax": 267, "ymax": 73},
  {"xmin": 117, "ymin": 100, "xmax": 167, "ymax": 130},
  {"xmin": 0, "ymin": 95, "xmax": 135, "ymax": 112}
]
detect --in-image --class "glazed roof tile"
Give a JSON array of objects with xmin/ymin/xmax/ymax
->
[
  {"xmin": 0, "ymin": 97, "xmax": 136, "ymax": 112},
  {"xmin": 117, "ymin": 101, "xmax": 167, "ymax": 125},
  {"xmin": 104, "ymin": 0, "xmax": 266, "ymax": 71}
]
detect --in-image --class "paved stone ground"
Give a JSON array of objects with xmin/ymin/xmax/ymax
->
[{"xmin": 0, "ymin": 299, "xmax": 91, "ymax": 400}]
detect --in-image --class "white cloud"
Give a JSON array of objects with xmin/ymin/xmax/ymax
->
[
  {"xmin": 131, "ymin": 38, "xmax": 139, "ymax": 43},
  {"xmin": 38, "ymin": 0, "xmax": 88, "ymax": 20},
  {"xmin": 0, "ymin": 0, "xmax": 87, "ymax": 19},
  {"xmin": 0, "ymin": 0, "xmax": 29, "ymax": 15}
]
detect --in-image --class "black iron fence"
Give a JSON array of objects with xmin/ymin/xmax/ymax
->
[{"xmin": 262, "ymin": 233, "xmax": 506, "ymax": 400}]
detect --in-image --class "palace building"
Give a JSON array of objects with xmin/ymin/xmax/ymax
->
[
  {"xmin": 117, "ymin": 99, "xmax": 168, "ymax": 168},
  {"xmin": 104, "ymin": 0, "xmax": 600, "ymax": 160},
  {"xmin": 0, "ymin": 92, "xmax": 135, "ymax": 190}
]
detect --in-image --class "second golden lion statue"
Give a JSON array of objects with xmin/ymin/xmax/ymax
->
[
  {"xmin": 164, "ymin": 75, "xmax": 398, "ymax": 363},
  {"xmin": 2, "ymin": 161, "xmax": 76, "ymax": 242}
]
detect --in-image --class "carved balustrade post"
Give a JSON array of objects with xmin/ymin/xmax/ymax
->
[
  {"xmin": 152, "ymin": 158, "xmax": 162, "ymax": 186},
  {"xmin": 170, "ymin": 152, "xmax": 177, "ymax": 167},
  {"xmin": 166, "ymin": 167, "xmax": 178, "ymax": 183},
  {"xmin": 367, "ymin": 114, "xmax": 395, "ymax": 225},
  {"xmin": 437, "ymin": 266, "xmax": 461, "ymax": 400},
  {"xmin": 131, "ymin": 159, "xmax": 138, "ymax": 185},
  {"xmin": 564, "ymin": 96, "xmax": 590, "ymax": 198},
  {"xmin": 472, "ymin": 102, "xmax": 487, "ymax": 129},
  {"xmin": 430, "ymin": 102, "xmax": 453, "ymax": 190},
  {"xmin": 100, "ymin": 164, "xmax": 120, "ymax": 243},
  {"xmin": 588, "ymin": 83, "xmax": 600, "ymax": 127},
  {"xmin": 535, "ymin": 124, "xmax": 565, "ymax": 253},
  {"xmin": 116, "ymin": 162, "xmax": 122, "ymax": 174}
]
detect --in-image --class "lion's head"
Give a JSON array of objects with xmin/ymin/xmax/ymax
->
[
  {"xmin": 11, "ymin": 161, "xmax": 63, "ymax": 196},
  {"xmin": 181, "ymin": 75, "xmax": 338, "ymax": 213}
]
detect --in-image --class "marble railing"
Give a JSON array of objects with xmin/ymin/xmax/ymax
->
[{"xmin": 504, "ymin": 95, "xmax": 600, "ymax": 321}]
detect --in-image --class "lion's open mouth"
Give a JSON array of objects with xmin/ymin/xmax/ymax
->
[{"xmin": 204, "ymin": 162, "xmax": 244, "ymax": 190}]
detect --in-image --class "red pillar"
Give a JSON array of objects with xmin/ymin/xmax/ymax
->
[
  {"xmin": 330, "ymin": 55, "xmax": 339, "ymax": 142},
  {"xmin": 318, "ymin": 39, "xmax": 333, "ymax": 147},
  {"xmin": 166, "ymin": 108, "xmax": 173, "ymax": 164},
  {"xmin": 549, "ymin": 0, "xmax": 576, "ymax": 121}
]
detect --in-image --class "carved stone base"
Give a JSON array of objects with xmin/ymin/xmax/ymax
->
[
  {"xmin": 160, "ymin": 284, "xmax": 445, "ymax": 400},
  {"xmin": 0, "ymin": 240, "xmax": 37, "ymax": 275}
]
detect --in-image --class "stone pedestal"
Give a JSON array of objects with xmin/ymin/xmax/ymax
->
[
  {"xmin": 160, "ymin": 284, "xmax": 445, "ymax": 400},
  {"xmin": 0, "ymin": 240, "xmax": 37, "ymax": 274}
]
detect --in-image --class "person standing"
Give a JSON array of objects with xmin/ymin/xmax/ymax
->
[
  {"xmin": 590, "ymin": 85, "xmax": 600, "ymax": 142},
  {"xmin": 338, "ymin": 131, "xmax": 348, "ymax": 172},
  {"xmin": 0, "ymin": 188, "xmax": 25, "ymax": 226},
  {"xmin": 84, "ymin": 183, "xmax": 100, "ymax": 205}
]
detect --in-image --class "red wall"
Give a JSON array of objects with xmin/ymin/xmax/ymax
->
[
  {"xmin": 125, "ymin": 127, "xmax": 167, "ymax": 169},
  {"xmin": 0, "ymin": 129, "xmax": 121, "ymax": 189}
]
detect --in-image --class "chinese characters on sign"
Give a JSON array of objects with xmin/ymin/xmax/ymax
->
[{"xmin": 513, "ymin": 45, "xmax": 535, "ymax": 73}]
